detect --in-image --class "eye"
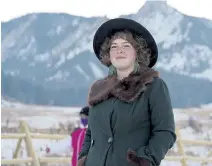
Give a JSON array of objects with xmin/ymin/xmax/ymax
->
[
  {"xmin": 124, "ymin": 44, "xmax": 130, "ymax": 47},
  {"xmin": 111, "ymin": 45, "xmax": 117, "ymax": 48}
]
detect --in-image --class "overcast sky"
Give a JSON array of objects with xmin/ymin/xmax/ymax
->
[{"xmin": 1, "ymin": 0, "xmax": 212, "ymax": 21}]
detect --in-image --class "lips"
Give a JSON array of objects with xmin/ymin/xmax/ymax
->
[{"xmin": 116, "ymin": 56, "xmax": 126, "ymax": 59}]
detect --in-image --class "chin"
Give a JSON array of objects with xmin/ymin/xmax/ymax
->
[{"xmin": 115, "ymin": 65, "xmax": 131, "ymax": 70}]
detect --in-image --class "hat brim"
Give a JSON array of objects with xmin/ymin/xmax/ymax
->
[{"xmin": 93, "ymin": 18, "xmax": 158, "ymax": 68}]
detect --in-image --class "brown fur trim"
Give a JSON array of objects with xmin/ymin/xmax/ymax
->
[
  {"xmin": 127, "ymin": 149, "xmax": 150, "ymax": 166},
  {"xmin": 88, "ymin": 69, "xmax": 159, "ymax": 106},
  {"xmin": 77, "ymin": 156, "xmax": 87, "ymax": 166}
]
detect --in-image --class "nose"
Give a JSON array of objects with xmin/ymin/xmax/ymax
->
[{"xmin": 117, "ymin": 47, "xmax": 123, "ymax": 53}]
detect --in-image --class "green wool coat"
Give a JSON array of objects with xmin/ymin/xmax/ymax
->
[{"xmin": 78, "ymin": 72, "xmax": 177, "ymax": 166}]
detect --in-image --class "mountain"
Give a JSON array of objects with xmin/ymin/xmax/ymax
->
[
  {"xmin": 1, "ymin": 1, "xmax": 212, "ymax": 108},
  {"xmin": 127, "ymin": 1, "xmax": 212, "ymax": 80}
]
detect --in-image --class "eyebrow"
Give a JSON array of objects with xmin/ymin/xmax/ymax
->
[{"xmin": 111, "ymin": 41, "xmax": 130, "ymax": 45}]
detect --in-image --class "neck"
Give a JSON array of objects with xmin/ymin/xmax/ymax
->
[
  {"xmin": 117, "ymin": 67, "xmax": 134, "ymax": 80},
  {"xmin": 80, "ymin": 124, "xmax": 88, "ymax": 128}
]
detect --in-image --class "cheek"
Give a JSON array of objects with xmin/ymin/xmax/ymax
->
[
  {"xmin": 131, "ymin": 50, "xmax": 137, "ymax": 58},
  {"xmin": 109, "ymin": 53, "xmax": 116, "ymax": 62},
  {"xmin": 126, "ymin": 52, "xmax": 136, "ymax": 61}
]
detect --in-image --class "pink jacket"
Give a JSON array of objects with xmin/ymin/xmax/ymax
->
[{"xmin": 71, "ymin": 128, "xmax": 87, "ymax": 166}]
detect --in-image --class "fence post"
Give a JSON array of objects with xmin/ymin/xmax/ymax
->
[
  {"xmin": 176, "ymin": 128, "xmax": 187, "ymax": 166},
  {"xmin": 13, "ymin": 123, "xmax": 24, "ymax": 158},
  {"xmin": 20, "ymin": 120, "xmax": 40, "ymax": 166},
  {"xmin": 13, "ymin": 138, "xmax": 23, "ymax": 158}
]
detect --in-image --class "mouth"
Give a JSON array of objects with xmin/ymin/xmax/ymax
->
[{"xmin": 116, "ymin": 56, "xmax": 126, "ymax": 59}]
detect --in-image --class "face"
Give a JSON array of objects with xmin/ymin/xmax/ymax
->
[
  {"xmin": 80, "ymin": 114, "xmax": 88, "ymax": 126},
  {"xmin": 109, "ymin": 38, "xmax": 137, "ymax": 71},
  {"xmin": 80, "ymin": 114, "xmax": 87, "ymax": 119}
]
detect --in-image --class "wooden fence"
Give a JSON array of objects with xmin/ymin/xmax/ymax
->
[{"xmin": 1, "ymin": 120, "xmax": 212, "ymax": 166}]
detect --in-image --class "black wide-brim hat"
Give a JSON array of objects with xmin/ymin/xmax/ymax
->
[{"xmin": 93, "ymin": 18, "xmax": 158, "ymax": 68}]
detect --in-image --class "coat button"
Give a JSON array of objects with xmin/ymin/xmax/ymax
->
[
  {"xmin": 108, "ymin": 137, "xmax": 113, "ymax": 143},
  {"xmin": 145, "ymin": 148, "xmax": 150, "ymax": 155},
  {"xmin": 91, "ymin": 140, "xmax": 94, "ymax": 146}
]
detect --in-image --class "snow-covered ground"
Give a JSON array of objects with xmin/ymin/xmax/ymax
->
[
  {"xmin": 1, "ymin": 101, "xmax": 212, "ymax": 166},
  {"xmin": 1, "ymin": 98, "xmax": 81, "ymax": 113},
  {"xmin": 1, "ymin": 136, "xmax": 72, "ymax": 159}
]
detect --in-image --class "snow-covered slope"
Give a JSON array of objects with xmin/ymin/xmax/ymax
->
[
  {"xmin": 1, "ymin": 1, "xmax": 212, "ymax": 107},
  {"xmin": 128, "ymin": 1, "xmax": 212, "ymax": 81}
]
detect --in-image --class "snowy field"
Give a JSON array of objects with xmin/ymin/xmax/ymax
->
[{"xmin": 1, "ymin": 101, "xmax": 212, "ymax": 166}]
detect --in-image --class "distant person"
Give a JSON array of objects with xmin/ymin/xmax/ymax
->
[{"xmin": 71, "ymin": 106, "xmax": 89, "ymax": 166}]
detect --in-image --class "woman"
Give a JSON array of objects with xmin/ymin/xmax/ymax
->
[
  {"xmin": 72, "ymin": 106, "xmax": 89, "ymax": 166},
  {"xmin": 78, "ymin": 18, "xmax": 176, "ymax": 166}
]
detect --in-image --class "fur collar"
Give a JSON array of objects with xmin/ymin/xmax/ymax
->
[{"xmin": 88, "ymin": 69, "xmax": 159, "ymax": 106}]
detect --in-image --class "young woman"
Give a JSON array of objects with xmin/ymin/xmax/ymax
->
[{"xmin": 78, "ymin": 18, "xmax": 176, "ymax": 166}]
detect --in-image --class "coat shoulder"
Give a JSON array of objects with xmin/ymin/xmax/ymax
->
[
  {"xmin": 145, "ymin": 77, "xmax": 170, "ymax": 98},
  {"xmin": 148, "ymin": 77, "xmax": 168, "ymax": 89}
]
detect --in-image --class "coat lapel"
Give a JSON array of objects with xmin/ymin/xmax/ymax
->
[{"xmin": 90, "ymin": 99, "xmax": 114, "ymax": 137}]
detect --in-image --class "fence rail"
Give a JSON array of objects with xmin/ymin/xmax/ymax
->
[{"xmin": 1, "ymin": 120, "xmax": 212, "ymax": 166}]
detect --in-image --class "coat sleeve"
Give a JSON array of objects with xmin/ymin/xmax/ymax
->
[
  {"xmin": 78, "ymin": 125, "xmax": 91, "ymax": 160},
  {"xmin": 136, "ymin": 78, "xmax": 177, "ymax": 166}
]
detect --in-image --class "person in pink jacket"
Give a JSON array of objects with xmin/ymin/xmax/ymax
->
[{"xmin": 71, "ymin": 106, "xmax": 89, "ymax": 166}]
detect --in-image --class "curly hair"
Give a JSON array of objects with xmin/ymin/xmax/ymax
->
[{"xmin": 99, "ymin": 30, "xmax": 151, "ymax": 67}]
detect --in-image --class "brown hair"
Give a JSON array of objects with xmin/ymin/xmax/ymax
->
[{"xmin": 99, "ymin": 30, "xmax": 151, "ymax": 67}]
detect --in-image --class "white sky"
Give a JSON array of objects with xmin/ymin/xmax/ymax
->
[{"xmin": 0, "ymin": 0, "xmax": 212, "ymax": 22}]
